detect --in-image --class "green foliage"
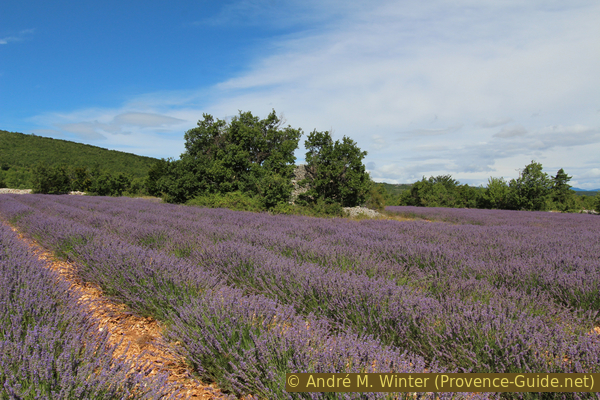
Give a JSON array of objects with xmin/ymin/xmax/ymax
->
[
  {"xmin": 88, "ymin": 172, "xmax": 131, "ymax": 196},
  {"xmin": 365, "ymin": 183, "xmax": 388, "ymax": 212},
  {"xmin": 252, "ymin": 172, "xmax": 294, "ymax": 209},
  {"xmin": 70, "ymin": 166, "xmax": 93, "ymax": 192},
  {"xmin": 154, "ymin": 158, "xmax": 200, "ymax": 204},
  {"xmin": 300, "ymin": 130, "xmax": 370, "ymax": 207},
  {"xmin": 294, "ymin": 198, "xmax": 346, "ymax": 217},
  {"xmin": 507, "ymin": 160, "xmax": 552, "ymax": 211},
  {"xmin": 400, "ymin": 175, "xmax": 479, "ymax": 208},
  {"xmin": 29, "ymin": 162, "xmax": 136, "ymax": 196},
  {"xmin": 186, "ymin": 191, "xmax": 264, "ymax": 212},
  {"xmin": 0, "ymin": 129, "xmax": 157, "ymax": 188},
  {"xmin": 0, "ymin": 166, "xmax": 31, "ymax": 189},
  {"xmin": 127, "ymin": 177, "xmax": 145, "ymax": 196},
  {"xmin": 548, "ymin": 168, "xmax": 577, "ymax": 211},
  {"xmin": 145, "ymin": 158, "xmax": 169, "ymax": 197},
  {"xmin": 185, "ymin": 191, "xmax": 346, "ymax": 218},
  {"xmin": 552, "ymin": 168, "xmax": 572, "ymax": 198},
  {"xmin": 158, "ymin": 110, "xmax": 302, "ymax": 207},
  {"xmin": 480, "ymin": 177, "xmax": 510, "ymax": 209},
  {"xmin": 396, "ymin": 161, "xmax": 581, "ymax": 213},
  {"xmin": 31, "ymin": 163, "xmax": 71, "ymax": 194}
]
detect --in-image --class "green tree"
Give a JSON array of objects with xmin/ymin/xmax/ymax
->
[
  {"xmin": 365, "ymin": 183, "xmax": 389, "ymax": 212},
  {"xmin": 70, "ymin": 166, "xmax": 92, "ymax": 192},
  {"xmin": 507, "ymin": 160, "xmax": 551, "ymax": 211},
  {"xmin": 480, "ymin": 177, "xmax": 510, "ymax": 209},
  {"xmin": 160, "ymin": 110, "xmax": 302, "ymax": 205},
  {"xmin": 549, "ymin": 168, "xmax": 576, "ymax": 211},
  {"xmin": 299, "ymin": 130, "xmax": 370, "ymax": 207},
  {"xmin": 400, "ymin": 175, "xmax": 478, "ymax": 208},
  {"xmin": 145, "ymin": 158, "xmax": 169, "ymax": 197},
  {"xmin": 89, "ymin": 171, "xmax": 131, "ymax": 196},
  {"xmin": 31, "ymin": 163, "xmax": 71, "ymax": 194}
]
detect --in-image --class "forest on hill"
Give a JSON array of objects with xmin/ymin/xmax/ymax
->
[{"xmin": 0, "ymin": 130, "xmax": 158, "ymax": 191}]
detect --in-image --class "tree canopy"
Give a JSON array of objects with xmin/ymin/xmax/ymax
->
[
  {"xmin": 155, "ymin": 110, "xmax": 303, "ymax": 206},
  {"xmin": 299, "ymin": 130, "xmax": 370, "ymax": 207},
  {"xmin": 400, "ymin": 175, "xmax": 479, "ymax": 208},
  {"xmin": 507, "ymin": 160, "xmax": 552, "ymax": 211}
]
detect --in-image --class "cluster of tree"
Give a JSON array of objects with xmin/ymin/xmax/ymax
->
[
  {"xmin": 30, "ymin": 163, "xmax": 141, "ymax": 196},
  {"xmin": 0, "ymin": 164, "xmax": 31, "ymax": 189},
  {"xmin": 147, "ymin": 110, "xmax": 372, "ymax": 212},
  {"xmin": 396, "ymin": 175, "xmax": 480, "ymax": 209},
  {"xmin": 0, "ymin": 130, "xmax": 156, "ymax": 188},
  {"xmin": 391, "ymin": 160, "xmax": 600, "ymax": 212}
]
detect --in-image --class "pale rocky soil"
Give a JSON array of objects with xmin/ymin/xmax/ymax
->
[
  {"xmin": 0, "ymin": 188, "xmax": 85, "ymax": 195},
  {"xmin": 342, "ymin": 206, "xmax": 383, "ymax": 218},
  {"xmin": 0, "ymin": 188, "xmax": 33, "ymax": 194}
]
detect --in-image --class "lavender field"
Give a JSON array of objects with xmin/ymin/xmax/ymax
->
[
  {"xmin": 0, "ymin": 211, "xmax": 175, "ymax": 399},
  {"xmin": 1, "ymin": 195, "xmax": 599, "ymax": 399}
]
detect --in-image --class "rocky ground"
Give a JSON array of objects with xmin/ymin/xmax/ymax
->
[
  {"xmin": 342, "ymin": 206, "xmax": 383, "ymax": 218},
  {"xmin": 0, "ymin": 189, "xmax": 85, "ymax": 195},
  {"xmin": 0, "ymin": 188, "xmax": 33, "ymax": 194}
]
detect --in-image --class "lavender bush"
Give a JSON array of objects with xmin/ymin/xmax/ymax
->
[
  {"xmin": 1, "ymin": 194, "xmax": 599, "ymax": 399},
  {"xmin": 0, "ymin": 220, "xmax": 175, "ymax": 399}
]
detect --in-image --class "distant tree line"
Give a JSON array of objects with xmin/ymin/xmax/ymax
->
[
  {"xmin": 384, "ymin": 160, "xmax": 600, "ymax": 213},
  {"xmin": 29, "ymin": 163, "xmax": 143, "ymax": 196}
]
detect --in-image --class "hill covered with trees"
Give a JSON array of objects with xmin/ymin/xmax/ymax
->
[{"xmin": 0, "ymin": 130, "xmax": 158, "ymax": 189}]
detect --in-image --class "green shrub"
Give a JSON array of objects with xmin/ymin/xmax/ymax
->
[
  {"xmin": 365, "ymin": 183, "xmax": 387, "ymax": 211},
  {"xmin": 187, "ymin": 191, "xmax": 265, "ymax": 212},
  {"xmin": 300, "ymin": 130, "xmax": 370, "ymax": 207},
  {"xmin": 31, "ymin": 163, "xmax": 71, "ymax": 194},
  {"xmin": 89, "ymin": 172, "xmax": 131, "ymax": 196},
  {"xmin": 296, "ymin": 198, "xmax": 345, "ymax": 217}
]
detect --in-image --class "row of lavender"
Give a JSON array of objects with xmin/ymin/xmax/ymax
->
[
  {"xmin": 0, "ymin": 220, "xmax": 175, "ymax": 399},
  {"xmin": 386, "ymin": 206, "xmax": 600, "ymax": 227},
  {"xmin": 12, "ymin": 194, "xmax": 600, "ymax": 315},
  {"xmin": 0, "ymin": 195, "xmax": 456, "ymax": 400},
  {"xmin": 1, "ymin": 196, "xmax": 599, "ymax": 393}
]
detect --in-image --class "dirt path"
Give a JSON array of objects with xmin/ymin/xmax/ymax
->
[{"xmin": 4, "ymin": 221, "xmax": 230, "ymax": 400}]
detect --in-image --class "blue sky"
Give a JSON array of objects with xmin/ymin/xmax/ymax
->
[{"xmin": 1, "ymin": 1, "xmax": 599, "ymax": 188}]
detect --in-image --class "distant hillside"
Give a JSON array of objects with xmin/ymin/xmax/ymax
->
[
  {"xmin": 378, "ymin": 182, "xmax": 412, "ymax": 196},
  {"xmin": 0, "ymin": 130, "xmax": 159, "ymax": 188},
  {"xmin": 573, "ymin": 188, "xmax": 600, "ymax": 196}
]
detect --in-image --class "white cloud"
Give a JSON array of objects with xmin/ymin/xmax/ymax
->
[
  {"xmin": 32, "ymin": 109, "xmax": 193, "ymax": 158},
  {"xmin": 477, "ymin": 118, "xmax": 512, "ymax": 128},
  {"xmin": 494, "ymin": 126, "xmax": 528, "ymax": 138},
  {"xmin": 399, "ymin": 124, "xmax": 464, "ymax": 138},
  {"xmin": 112, "ymin": 112, "xmax": 185, "ymax": 128},
  {"xmin": 0, "ymin": 29, "xmax": 34, "ymax": 45},
  {"xmin": 59, "ymin": 122, "xmax": 108, "ymax": 140}
]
